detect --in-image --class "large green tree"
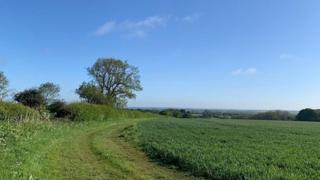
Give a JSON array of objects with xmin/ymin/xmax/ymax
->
[
  {"xmin": 77, "ymin": 58, "xmax": 142, "ymax": 108},
  {"xmin": 0, "ymin": 72, "xmax": 9, "ymax": 100},
  {"xmin": 14, "ymin": 89, "xmax": 46, "ymax": 109},
  {"xmin": 296, "ymin": 108, "xmax": 320, "ymax": 121}
]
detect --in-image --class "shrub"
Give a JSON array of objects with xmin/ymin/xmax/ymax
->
[
  {"xmin": 76, "ymin": 82, "xmax": 110, "ymax": 105},
  {"xmin": 66, "ymin": 103, "xmax": 154, "ymax": 121},
  {"xmin": 0, "ymin": 102, "xmax": 41, "ymax": 122},
  {"xmin": 48, "ymin": 101, "xmax": 71, "ymax": 118},
  {"xmin": 14, "ymin": 89, "xmax": 46, "ymax": 108},
  {"xmin": 296, "ymin": 109, "xmax": 320, "ymax": 121}
]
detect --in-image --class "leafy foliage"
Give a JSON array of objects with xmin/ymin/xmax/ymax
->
[
  {"xmin": 0, "ymin": 120, "xmax": 54, "ymax": 178},
  {"xmin": 39, "ymin": 82, "xmax": 60, "ymax": 105},
  {"xmin": 14, "ymin": 89, "xmax": 46, "ymax": 109},
  {"xmin": 77, "ymin": 58, "xmax": 142, "ymax": 108},
  {"xmin": 296, "ymin": 108, "xmax": 320, "ymax": 121},
  {"xmin": 48, "ymin": 100, "xmax": 71, "ymax": 118},
  {"xmin": 0, "ymin": 72, "xmax": 9, "ymax": 100},
  {"xmin": 0, "ymin": 101, "xmax": 40, "ymax": 122},
  {"xmin": 76, "ymin": 82, "xmax": 110, "ymax": 105},
  {"xmin": 66, "ymin": 103, "xmax": 155, "ymax": 121}
]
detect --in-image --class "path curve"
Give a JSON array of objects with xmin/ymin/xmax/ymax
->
[{"xmin": 40, "ymin": 119, "xmax": 193, "ymax": 179}]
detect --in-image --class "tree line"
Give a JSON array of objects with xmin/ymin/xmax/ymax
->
[
  {"xmin": 1, "ymin": 58, "xmax": 320, "ymax": 122},
  {"xmin": 0, "ymin": 58, "xmax": 143, "ymax": 117},
  {"xmin": 202, "ymin": 109, "xmax": 320, "ymax": 122}
]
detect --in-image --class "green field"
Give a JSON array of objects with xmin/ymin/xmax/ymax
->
[
  {"xmin": 0, "ymin": 119, "xmax": 190, "ymax": 179},
  {"xmin": 3, "ymin": 115, "xmax": 320, "ymax": 179},
  {"xmin": 135, "ymin": 118, "xmax": 320, "ymax": 179}
]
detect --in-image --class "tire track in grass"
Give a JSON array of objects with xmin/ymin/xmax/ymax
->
[
  {"xmin": 45, "ymin": 125, "xmax": 116, "ymax": 179},
  {"xmin": 90, "ymin": 122, "xmax": 193, "ymax": 180},
  {"xmin": 42, "ymin": 119, "xmax": 193, "ymax": 179}
]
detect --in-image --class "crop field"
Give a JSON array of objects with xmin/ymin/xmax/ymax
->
[{"xmin": 135, "ymin": 118, "xmax": 320, "ymax": 179}]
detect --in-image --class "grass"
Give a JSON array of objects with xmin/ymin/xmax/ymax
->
[
  {"xmin": 0, "ymin": 101, "xmax": 41, "ymax": 122},
  {"xmin": 135, "ymin": 118, "xmax": 320, "ymax": 179},
  {"xmin": 0, "ymin": 102, "xmax": 170, "ymax": 179},
  {"xmin": 5, "ymin": 100, "xmax": 319, "ymax": 179},
  {"xmin": 0, "ymin": 118, "xmax": 190, "ymax": 179}
]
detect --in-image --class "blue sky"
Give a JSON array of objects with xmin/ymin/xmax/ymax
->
[{"xmin": 1, "ymin": 0, "xmax": 320, "ymax": 110}]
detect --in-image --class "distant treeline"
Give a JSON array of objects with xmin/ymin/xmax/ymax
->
[
  {"xmin": 203, "ymin": 109, "xmax": 320, "ymax": 122},
  {"xmin": 202, "ymin": 110, "xmax": 295, "ymax": 120},
  {"xmin": 136, "ymin": 109, "xmax": 193, "ymax": 118},
  {"xmin": 138, "ymin": 108, "xmax": 296, "ymax": 120},
  {"xmin": 138, "ymin": 108, "xmax": 320, "ymax": 122}
]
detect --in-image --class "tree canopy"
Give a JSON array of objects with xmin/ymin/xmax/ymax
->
[
  {"xmin": 0, "ymin": 72, "xmax": 9, "ymax": 100},
  {"xmin": 39, "ymin": 82, "xmax": 60, "ymax": 104},
  {"xmin": 14, "ymin": 89, "xmax": 46, "ymax": 109},
  {"xmin": 296, "ymin": 108, "xmax": 320, "ymax": 121},
  {"xmin": 76, "ymin": 82, "xmax": 109, "ymax": 105},
  {"xmin": 77, "ymin": 58, "xmax": 142, "ymax": 108}
]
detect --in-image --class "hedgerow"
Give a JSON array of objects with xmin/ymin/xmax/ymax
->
[
  {"xmin": 66, "ymin": 103, "xmax": 155, "ymax": 121},
  {"xmin": 0, "ymin": 102, "xmax": 41, "ymax": 122}
]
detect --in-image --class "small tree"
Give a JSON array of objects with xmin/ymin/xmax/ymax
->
[
  {"xmin": 77, "ymin": 58, "xmax": 143, "ymax": 108},
  {"xmin": 0, "ymin": 72, "xmax": 9, "ymax": 100},
  {"xmin": 76, "ymin": 82, "xmax": 110, "ymax": 105},
  {"xmin": 14, "ymin": 89, "xmax": 45, "ymax": 109},
  {"xmin": 296, "ymin": 108, "xmax": 319, "ymax": 121},
  {"xmin": 48, "ymin": 100, "xmax": 71, "ymax": 118},
  {"xmin": 39, "ymin": 82, "xmax": 60, "ymax": 104}
]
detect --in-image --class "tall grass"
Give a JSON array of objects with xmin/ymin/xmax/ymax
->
[
  {"xmin": 0, "ymin": 102, "xmax": 41, "ymax": 122},
  {"xmin": 0, "ymin": 101, "xmax": 155, "ymax": 178}
]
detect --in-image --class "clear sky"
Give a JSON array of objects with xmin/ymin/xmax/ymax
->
[{"xmin": 1, "ymin": 0, "xmax": 320, "ymax": 110}]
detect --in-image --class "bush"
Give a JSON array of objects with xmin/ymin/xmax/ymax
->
[
  {"xmin": 0, "ymin": 102, "xmax": 41, "ymax": 122},
  {"xmin": 48, "ymin": 101, "xmax": 71, "ymax": 118},
  {"xmin": 296, "ymin": 109, "xmax": 320, "ymax": 121},
  {"xmin": 14, "ymin": 89, "xmax": 45, "ymax": 108},
  {"xmin": 66, "ymin": 103, "xmax": 155, "ymax": 121}
]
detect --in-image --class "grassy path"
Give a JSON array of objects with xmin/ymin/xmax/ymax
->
[{"xmin": 30, "ymin": 119, "xmax": 191, "ymax": 179}]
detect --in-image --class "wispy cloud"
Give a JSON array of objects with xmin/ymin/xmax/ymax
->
[
  {"xmin": 93, "ymin": 14, "xmax": 200, "ymax": 38},
  {"xmin": 125, "ymin": 16, "xmax": 166, "ymax": 28},
  {"xmin": 182, "ymin": 13, "xmax": 201, "ymax": 23},
  {"xmin": 94, "ymin": 21, "xmax": 116, "ymax": 36},
  {"xmin": 232, "ymin": 68, "xmax": 257, "ymax": 76},
  {"xmin": 93, "ymin": 16, "xmax": 166, "ymax": 38},
  {"xmin": 128, "ymin": 30, "xmax": 147, "ymax": 38}
]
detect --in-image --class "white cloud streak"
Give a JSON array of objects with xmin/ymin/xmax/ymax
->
[
  {"xmin": 182, "ymin": 14, "xmax": 201, "ymax": 23},
  {"xmin": 126, "ymin": 16, "xmax": 166, "ymax": 28},
  {"xmin": 94, "ymin": 21, "xmax": 116, "ymax": 36},
  {"xmin": 93, "ymin": 16, "xmax": 166, "ymax": 38},
  {"xmin": 93, "ymin": 14, "xmax": 199, "ymax": 38},
  {"xmin": 232, "ymin": 68, "xmax": 257, "ymax": 76}
]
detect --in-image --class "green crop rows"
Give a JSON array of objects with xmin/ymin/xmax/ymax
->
[{"xmin": 136, "ymin": 118, "xmax": 320, "ymax": 179}]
